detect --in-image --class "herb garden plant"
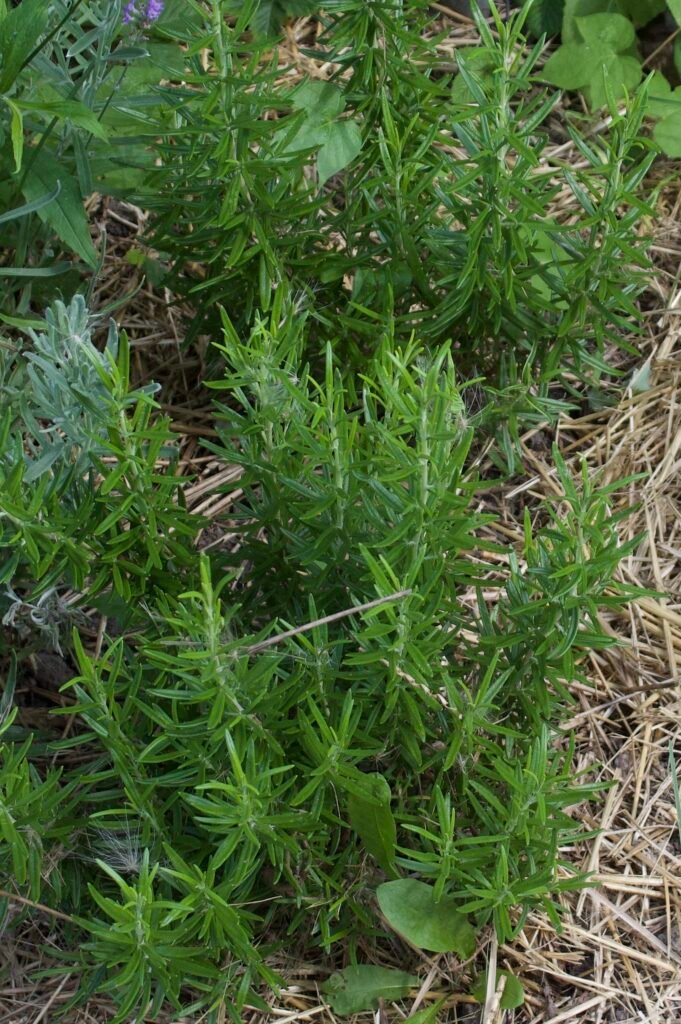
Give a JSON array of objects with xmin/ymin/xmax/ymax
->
[{"xmin": 0, "ymin": 1, "xmax": 657, "ymax": 1021}]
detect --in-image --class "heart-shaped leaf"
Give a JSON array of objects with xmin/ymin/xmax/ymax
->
[
  {"xmin": 653, "ymin": 111, "xmax": 681, "ymax": 157},
  {"xmin": 377, "ymin": 879, "xmax": 476, "ymax": 956},
  {"xmin": 586, "ymin": 53, "xmax": 642, "ymax": 109},
  {"xmin": 318, "ymin": 120, "xmax": 362, "ymax": 184},
  {"xmin": 543, "ymin": 44, "xmax": 596, "ymax": 91},
  {"xmin": 575, "ymin": 12, "xmax": 635, "ymax": 50}
]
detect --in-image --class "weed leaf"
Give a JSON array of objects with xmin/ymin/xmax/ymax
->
[
  {"xmin": 377, "ymin": 879, "xmax": 476, "ymax": 956},
  {"xmin": 471, "ymin": 971, "xmax": 525, "ymax": 1010},
  {"xmin": 347, "ymin": 772, "xmax": 398, "ymax": 877},
  {"xmin": 323, "ymin": 965, "xmax": 418, "ymax": 1015},
  {"xmin": 20, "ymin": 151, "xmax": 97, "ymax": 267}
]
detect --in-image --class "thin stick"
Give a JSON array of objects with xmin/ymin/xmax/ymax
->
[
  {"xmin": 31, "ymin": 973, "xmax": 72, "ymax": 1024},
  {"xmin": 0, "ymin": 888, "xmax": 74, "ymax": 924},
  {"xmin": 245, "ymin": 589, "xmax": 413, "ymax": 654}
]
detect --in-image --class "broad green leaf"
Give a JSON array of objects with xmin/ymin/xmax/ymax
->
[
  {"xmin": 618, "ymin": 0, "xmax": 664, "ymax": 25},
  {"xmin": 646, "ymin": 72, "xmax": 681, "ymax": 121},
  {"xmin": 0, "ymin": 0, "xmax": 49, "ymax": 92},
  {"xmin": 575, "ymin": 13, "xmax": 635, "ymax": 50},
  {"xmin": 15, "ymin": 98, "xmax": 108, "ymax": 140},
  {"xmin": 110, "ymin": 42, "xmax": 187, "ymax": 90},
  {"xmin": 323, "ymin": 966, "xmax": 418, "ymax": 1015},
  {"xmin": 5, "ymin": 97, "xmax": 22, "ymax": 172},
  {"xmin": 526, "ymin": 0, "xmax": 565, "ymax": 36},
  {"xmin": 318, "ymin": 120, "xmax": 362, "ymax": 184},
  {"xmin": 543, "ymin": 44, "xmax": 596, "ymax": 90},
  {"xmin": 282, "ymin": 118, "xmax": 329, "ymax": 155},
  {"xmin": 587, "ymin": 53, "xmax": 642, "ymax": 108},
  {"xmin": 471, "ymin": 971, "xmax": 525, "ymax": 1010},
  {"xmin": 239, "ymin": 0, "xmax": 317, "ymax": 38},
  {"xmin": 20, "ymin": 151, "xmax": 97, "ymax": 267},
  {"xmin": 563, "ymin": 0, "xmax": 662, "ymax": 35},
  {"xmin": 292, "ymin": 80, "xmax": 345, "ymax": 121},
  {"xmin": 251, "ymin": 0, "xmax": 286, "ymax": 37},
  {"xmin": 562, "ymin": 0, "xmax": 623, "ymax": 43},
  {"xmin": 347, "ymin": 772, "xmax": 398, "ymax": 877},
  {"xmin": 377, "ymin": 879, "xmax": 476, "ymax": 956},
  {"xmin": 653, "ymin": 111, "xmax": 681, "ymax": 156},
  {"xmin": 668, "ymin": 0, "xmax": 681, "ymax": 26}
]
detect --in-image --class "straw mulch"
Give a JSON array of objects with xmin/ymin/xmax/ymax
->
[{"xmin": 2, "ymin": 8, "xmax": 681, "ymax": 1024}]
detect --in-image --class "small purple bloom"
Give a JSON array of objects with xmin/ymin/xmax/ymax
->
[
  {"xmin": 145, "ymin": 0, "xmax": 164, "ymax": 20},
  {"xmin": 122, "ymin": 0, "xmax": 137, "ymax": 23}
]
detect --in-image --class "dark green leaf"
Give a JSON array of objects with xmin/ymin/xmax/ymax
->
[
  {"xmin": 526, "ymin": 0, "xmax": 565, "ymax": 36},
  {"xmin": 20, "ymin": 150, "xmax": 97, "ymax": 267},
  {"xmin": 0, "ymin": 0, "xmax": 49, "ymax": 92},
  {"xmin": 347, "ymin": 773, "xmax": 398, "ymax": 877}
]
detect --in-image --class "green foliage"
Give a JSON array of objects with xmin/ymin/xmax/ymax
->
[
  {"xmin": 347, "ymin": 773, "xmax": 398, "ymax": 878},
  {"xmin": 0, "ymin": 0, "xmax": 188, "ymax": 312},
  {"xmin": 0, "ymin": 295, "xmax": 195, "ymax": 624},
  {"xmin": 540, "ymin": 0, "xmax": 681, "ymax": 157},
  {"xmin": 377, "ymin": 879, "xmax": 476, "ymax": 955},
  {"xmin": 0, "ymin": 283, "xmax": 644, "ymax": 1018},
  {"xmin": 470, "ymin": 970, "xmax": 525, "ymax": 1009},
  {"xmin": 543, "ymin": 12, "xmax": 641, "ymax": 109},
  {"xmin": 281, "ymin": 80, "xmax": 363, "ymax": 184},
  {"xmin": 143, "ymin": 0, "xmax": 650, "ymax": 429},
  {"xmin": 645, "ymin": 72, "xmax": 681, "ymax": 156},
  {"xmin": 323, "ymin": 965, "xmax": 419, "ymax": 1015},
  {"xmin": 229, "ymin": 0, "xmax": 320, "ymax": 37},
  {"xmin": 0, "ymin": 2, "xmax": 656, "ymax": 1020},
  {"xmin": 526, "ymin": 0, "xmax": 565, "ymax": 37}
]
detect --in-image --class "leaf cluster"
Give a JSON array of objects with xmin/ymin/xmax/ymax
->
[{"xmin": 540, "ymin": 0, "xmax": 681, "ymax": 156}]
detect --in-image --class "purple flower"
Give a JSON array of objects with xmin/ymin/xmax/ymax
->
[
  {"xmin": 145, "ymin": 0, "xmax": 164, "ymax": 20},
  {"xmin": 122, "ymin": 0, "xmax": 163, "ymax": 24}
]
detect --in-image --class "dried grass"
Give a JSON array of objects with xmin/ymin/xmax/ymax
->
[{"xmin": 2, "ymin": 9, "xmax": 681, "ymax": 1024}]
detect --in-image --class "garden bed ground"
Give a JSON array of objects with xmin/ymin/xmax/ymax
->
[{"xmin": 2, "ymin": 9, "xmax": 681, "ymax": 1024}]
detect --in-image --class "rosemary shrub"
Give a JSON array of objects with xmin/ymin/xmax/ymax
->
[{"xmin": 0, "ymin": 290, "xmax": 643, "ymax": 1021}]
